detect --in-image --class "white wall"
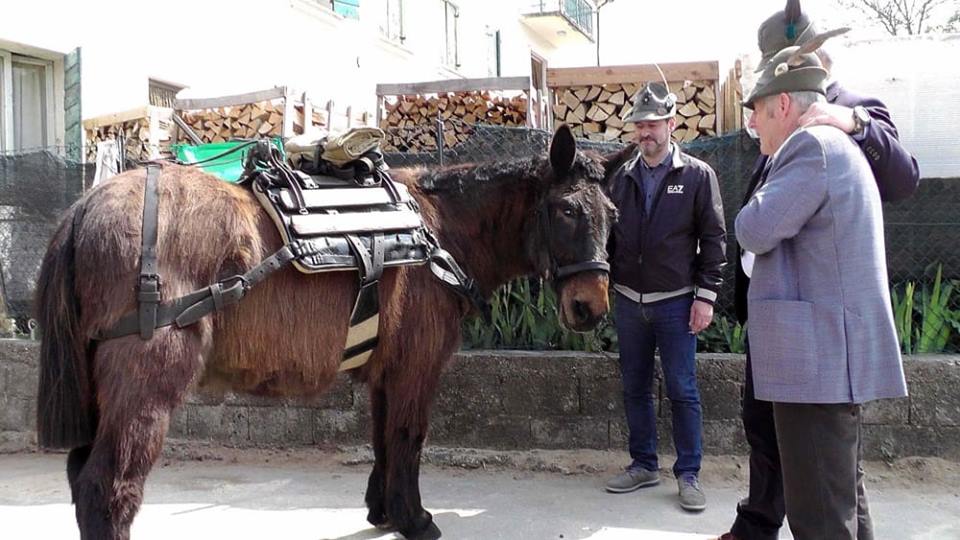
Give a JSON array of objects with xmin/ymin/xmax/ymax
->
[
  {"xmin": 1, "ymin": 0, "xmax": 597, "ymax": 123},
  {"xmin": 830, "ymin": 34, "xmax": 960, "ymax": 179}
]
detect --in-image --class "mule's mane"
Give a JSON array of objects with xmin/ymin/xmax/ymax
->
[{"xmin": 416, "ymin": 152, "xmax": 605, "ymax": 195}]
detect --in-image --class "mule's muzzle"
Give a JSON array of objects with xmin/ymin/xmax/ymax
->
[{"xmin": 558, "ymin": 270, "xmax": 610, "ymax": 332}]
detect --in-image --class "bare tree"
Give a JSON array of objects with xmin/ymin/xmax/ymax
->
[
  {"xmin": 935, "ymin": 9, "xmax": 960, "ymax": 32},
  {"xmin": 841, "ymin": 0, "xmax": 951, "ymax": 35}
]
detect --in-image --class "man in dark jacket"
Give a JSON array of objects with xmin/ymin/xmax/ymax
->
[
  {"xmin": 718, "ymin": 2, "xmax": 920, "ymax": 539},
  {"xmin": 604, "ymin": 81, "xmax": 726, "ymax": 513}
]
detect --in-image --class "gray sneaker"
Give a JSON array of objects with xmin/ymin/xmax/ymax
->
[
  {"xmin": 605, "ymin": 467, "xmax": 660, "ymax": 493},
  {"xmin": 678, "ymin": 475, "xmax": 707, "ymax": 512}
]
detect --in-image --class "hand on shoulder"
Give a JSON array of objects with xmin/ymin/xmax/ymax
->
[{"xmin": 797, "ymin": 102, "xmax": 856, "ymax": 134}]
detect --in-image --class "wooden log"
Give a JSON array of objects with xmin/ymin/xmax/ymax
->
[
  {"xmin": 699, "ymin": 90, "xmax": 716, "ymax": 107},
  {"xmin": 583, "ymin": 122, "xmax": 601, "ymax": 134},
  {"xmin": 553, "ymin": 102, "xmax": 567, "ymax": 118},
  {"xmin": 678, "ymin": 101, "xmax": 700, "ymax": 117},
  {"xmin": 586, "ymin": 104, "xmax": 604, "ymax": 122},
  {"xmin": 605, "ymin": 115, "xmax": 625, "ymax": 129},
  {"xmin": 674, "ymin": 89, "xmax": 688, "ymax": 105},
  {"xmin": 569, "ymin": 103, "xmax": 586, "ymax": 123}
]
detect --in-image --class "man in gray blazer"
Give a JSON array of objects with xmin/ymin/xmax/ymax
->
[{"xmin": 734, "ymin": 41, "xmax": 908, "ymax": 539}]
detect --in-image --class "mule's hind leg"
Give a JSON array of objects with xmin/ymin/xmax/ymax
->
[
  {"xmin": 73, "ymin": 329, "xmax": 207, "ymax": 540},
  {"xmin": 382, "ymin": 370, "xmax": 444, "ymax": 540},
  {"xmin": 364, "ymin": 385, "xmax": 391, "ymax": 529},
  {"xmin": 67, "ymin": 445, "xmax": 93, "ymax": 503}
]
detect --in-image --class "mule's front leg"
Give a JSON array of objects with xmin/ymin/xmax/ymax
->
[
  {"xmin": 383, "ymin": 378, "xmax": 442, "ymax": 540},
  {"xmin": 364, "ymin": 385, "xmax": 390, "ymax": 529}
]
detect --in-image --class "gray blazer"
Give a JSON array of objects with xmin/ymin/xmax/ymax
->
[{"xmin": 735, "ymin": 125, "xmax": 907, "ymax": 404}]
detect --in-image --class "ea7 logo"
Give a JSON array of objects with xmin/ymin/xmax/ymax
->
[{"xmin": 667, "ymin": 185, "xmax": 684, "ymax": 194}]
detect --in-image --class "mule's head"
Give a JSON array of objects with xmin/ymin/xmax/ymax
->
[{"xmin": 529, "ymin": 124, "xmax": 620, "ymax": 332}]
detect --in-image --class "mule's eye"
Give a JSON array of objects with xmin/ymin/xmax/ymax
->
[{"xmin": 562, "ymin": 208, "xmax": 576, "ymax": 218}]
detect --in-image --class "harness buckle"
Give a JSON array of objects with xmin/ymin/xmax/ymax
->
[{"xmin": 137, "ymin": 274, "xmax": 161, "ymax": 304}]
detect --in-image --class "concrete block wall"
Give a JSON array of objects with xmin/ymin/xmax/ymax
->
[{"xmin": 2, "ymin": 341, "xmax": 958, "ymax": 460}]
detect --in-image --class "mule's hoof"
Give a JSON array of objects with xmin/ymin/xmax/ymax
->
[
  {"xmin": 367, "ymin": 510, "xmax": 394, "ymax": 530},
  {"xmin": 403, "ymin": 520, "xmax": 441, "ymax": 540},
  {"xmin": 374, "ymin": 520, "xmax": 396, "ymax": 531}
]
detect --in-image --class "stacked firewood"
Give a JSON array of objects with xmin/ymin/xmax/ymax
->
[
  {"xmin": 176, "ymin": 100, "xmax": 327, "ymax": 143},
  {"xmin": 553, "ymin": 80, "xmax": 718, "ymax": 143},
  {"xmin": 380, "ymin": 92, "xmax": 527, "ymax": 152},
  {"xmin": 84, "ymin": 113, "xmax": 173, "ymax": 163}
]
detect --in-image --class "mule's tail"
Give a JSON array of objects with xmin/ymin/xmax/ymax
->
[{"xmin": 35, "ymin": 202, "xmax": 97, "ymax": 449}]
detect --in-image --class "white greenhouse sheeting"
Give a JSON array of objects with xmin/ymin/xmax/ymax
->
[{"xmin": 831, "ymin": 34, "xmax": 960, "ymax": 179}]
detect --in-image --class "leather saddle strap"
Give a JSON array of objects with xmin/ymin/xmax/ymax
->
[
  {"xmin": 428, "ymin": 247, "xmax": 490, "ymax": 322},
  {"xmin": 97, "ymin": 243, "xmax": 302, "ymax": 340},
  {"xmin": 340, "ymin": 232, "xmax": 385, "ymax": 371},
  {"xmin": 138, "ymin": 165, "xmax": 162, "ymax": 339},
  {"xmin": 345, "ymin": 233, "xmax": 385, "ymax": 285},
  {"xmin": 274, "ymin": 150, "xmax": 309, "ymax": 213}
]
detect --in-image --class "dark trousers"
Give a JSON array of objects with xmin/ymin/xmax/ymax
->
[
  {"xmin": 614, "ymin": 293, "xmax": 702, "ymax": 478},
  {"xmin": 773, "ymin": 403, "xmax": 872, "ymax": 540},
  {"xmin": 730, "ymin": 348, "xmax": 874, "ymax": 540}
]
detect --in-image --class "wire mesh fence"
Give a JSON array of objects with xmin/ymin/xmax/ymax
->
[
  {"xmin": 0, "ymin": 124, "xmax": 957, "ymax": 352},
  {"xmin": 0, "ymin": 147, "xmax": 89, "ymax": 334},
  {"xmin": 383, "ymin": 120, "xmax": 960, "ymax": 354}
]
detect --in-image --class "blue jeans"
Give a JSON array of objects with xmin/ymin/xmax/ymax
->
[{"xmin": 615, "ymin": 292, "xmax": 703, "ymax": 478}]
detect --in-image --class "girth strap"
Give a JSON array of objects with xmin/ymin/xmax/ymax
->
[
  {"xmin": 340, "ymin": 233, "xmax": 385, "ymax": 371},
  {"xmin": 138, "ymin": 165, "xmax": 162, "ymax": 339},
  {"xmin": 428, "ymin": 247, "xmax": 490, "ymax": 322}
]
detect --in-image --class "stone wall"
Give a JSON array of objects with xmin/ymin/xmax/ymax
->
[{"xmin": 2, "ymin": 341, "xmax": 958, "ymax": 460}]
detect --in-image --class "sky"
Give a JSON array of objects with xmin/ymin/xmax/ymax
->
[{"xmin": 593, "ymin": 0, "xmax": 954, "ymax": 67}]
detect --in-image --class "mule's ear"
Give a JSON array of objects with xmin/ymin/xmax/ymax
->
[
  {"xmin": 550, "ymin": 124, "xmax": 577, "ymax": 177},
  {"xmin": 602, "ymin": 143, "xmax": 637, "ymax": 183}
]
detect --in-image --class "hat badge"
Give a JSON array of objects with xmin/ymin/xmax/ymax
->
[{"xmin": 774, "ymin": 62, "xmax": 789, "ymax": 76}]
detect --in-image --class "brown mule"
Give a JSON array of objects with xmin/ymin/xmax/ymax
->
[{"xmin": 35, "ymin": 125, "xmax": 628, "ymax": 539}]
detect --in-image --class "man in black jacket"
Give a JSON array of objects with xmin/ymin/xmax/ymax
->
[
  {"xmin": 604, "ymin": 81, "xmax": 727, "ymax": 513},
  {"xmin": 718, "ymin": 2, "xmax": 920, "ymax": 539}
]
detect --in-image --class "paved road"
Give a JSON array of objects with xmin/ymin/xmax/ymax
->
[{"xmin": 1, "ymin": 451, "xmax": 958, "ymax": 539}]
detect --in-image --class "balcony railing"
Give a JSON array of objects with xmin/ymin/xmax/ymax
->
[{"xmin": 524, "ymin": 0, "xmax": 595, "ymax": 40}]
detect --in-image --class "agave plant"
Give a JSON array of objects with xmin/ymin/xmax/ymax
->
[
  {"xmin": 891, "ymin": 281, "xmax": 916, "ymax": 353},
  {"xmin": 917, "ymin": 264, "xmax": 955, "ymax": 353}
]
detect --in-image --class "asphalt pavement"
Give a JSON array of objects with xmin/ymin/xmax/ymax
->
[{"xmin": 1, "ymin": 450, "xmax": 958, "ymax": 539}]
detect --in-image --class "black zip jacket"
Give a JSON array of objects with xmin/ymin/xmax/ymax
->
[{"xmin": 607, "ymin": 146, "xmax": 727, "ymax": 304}]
